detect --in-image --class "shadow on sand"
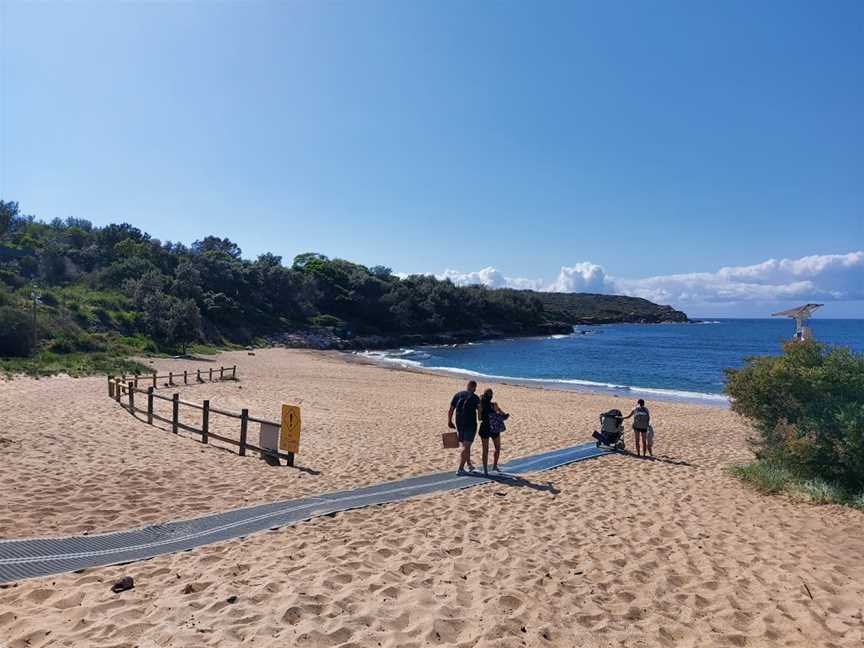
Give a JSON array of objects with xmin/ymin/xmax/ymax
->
[
  {"xmin": 464, "ymin": 471, "xmax": 561, "ymax": 494},
  {"xmin": 620, "ymin": 450, "xmax": 695, "ymax": 467}
]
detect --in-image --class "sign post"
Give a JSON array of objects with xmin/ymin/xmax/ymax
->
[{"xmin": 280, "ymin": 404, "xmax": 301, "ymax": 467}]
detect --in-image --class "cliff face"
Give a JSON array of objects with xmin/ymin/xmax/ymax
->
[{"xmin": 526, "ymin": 291, "xmax": 689, "ymax": 325}]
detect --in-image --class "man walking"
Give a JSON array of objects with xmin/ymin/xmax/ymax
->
[{"xmin": 448, "ymin": 380, "xmax": 480, "ymax": 474}]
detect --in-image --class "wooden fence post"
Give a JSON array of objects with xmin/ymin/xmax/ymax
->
[
  {"xmin": 134, "ymin": 374, "xmax": 139, "ymax": 389},
  {"xmin": 128, "ymin": 381, "xmax": 135, "ymax": 412},
  {"xmin": 168, "ymin": 371, "xmax": 173, "ymax": 386},
  {"xmin": 220, "ymin": 366, "xmax": 224, "ymax": 380},
  {"xmin": 114, "ymin": 379, "xmax": 121, "ymax": 403},
  {"xmin": 147, "ymin": 387, "xmax": 154, "ymax": 425},
  {"xmin": 153, "ymin": 374, "xmax": 157, "ymax": 389},
  {"xmin": 197, "ymin": 368, "xmax": 202, "ymax": 383},
  {"xmin": 232, "ymin": 365, "xmax": 237, "ymax": 380},
  {"xmin": 209, "ymin": 367, "xmax": 213, "ymax": 381},
  {"xmin": 239, "ymin": 409, "xmax": 248, "ymax": 456},
  {"xmin": 108, "ymin": 375, "xmax": 114, "ymax": 398},
  {"xmin": 172, "ymin": 394, "xmax": 179, "ymax": 434},
  {"xmin": 202, "ymin": 400, "xmax": 210, "ymax": 444},
  {"xmin": 184, "ymin": 370, "xmax": 188, "ymax": 385}
]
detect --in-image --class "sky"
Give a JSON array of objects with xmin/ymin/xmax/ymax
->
[{"xmin": 1, "ymin": 0, "xmax": 861, "ymax": 317}]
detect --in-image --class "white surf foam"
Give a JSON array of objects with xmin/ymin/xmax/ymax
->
[
  {"xmin": 420, "ymin": 365, "xmax": 729, "ymax": 403},
  {"xmin": 358, "ymin": 350, "xmax": 729, "ymax": 404}
]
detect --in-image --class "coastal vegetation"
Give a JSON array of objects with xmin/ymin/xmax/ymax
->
[
  {"xmin": 532, "ymin": 291, "xmax": 688, "ymax": 324},
  {"xmin": 0, "ymin": 200, "xmax": 686, "ymax": 376},
  {"xmin": 725, "ymin": 340, "xmax": 864, "ymax": 508}
]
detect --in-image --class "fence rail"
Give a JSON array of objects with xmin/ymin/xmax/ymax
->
[
  {"xmin": 113, "ymin": 365, "xmax": 238, "ymax": 390},
  {"xmin": 107, "ymin": 367, "xmax": 295, "ymax": 466}
]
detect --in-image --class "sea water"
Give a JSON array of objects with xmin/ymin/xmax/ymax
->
[{"xmin": 361, "ymin": 319, "xmax": 864, "ymax": 404}]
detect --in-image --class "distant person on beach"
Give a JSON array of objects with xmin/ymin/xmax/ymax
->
[
  {"xmin": 448, "ymin": 380, "xmax": 480, "ymax": 474},
  {"xmin": 478, "ymin": 388, "xmax": 509, "ymax": 474},
  {"xmin": 623, "ymin": 399, "xmax": 651, "ymax": 457}
]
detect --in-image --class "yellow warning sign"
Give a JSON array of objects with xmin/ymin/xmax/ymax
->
[{"xmin": 280, "ymin": 404, "xmax": 301, "ymax": 454}]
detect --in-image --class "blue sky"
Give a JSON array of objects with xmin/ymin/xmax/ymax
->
[{"xmin": 1, "ymin": 1, "xmax": 861, "ymax": 317}]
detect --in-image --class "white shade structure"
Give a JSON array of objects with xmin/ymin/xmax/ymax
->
[{"xmin": 771, "ymin": 303, "xmax": 823, "ymax": 341}]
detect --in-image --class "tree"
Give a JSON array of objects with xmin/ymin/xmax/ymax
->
[
  {"xmin": 370, "ymin": 265, "xmax": 393, "ymax": 279},
  {"xmin": 292, "ymin": 252, "xmax": 328, "ymax": 270},
  {"xmin": 170, "ymin": 260, "xmax": 204, "ymax": 301},
  {"xmin": 0, "ymin": 201, "xmax": 20, "ymax": 239},
  {"xmin": 166, "ymin": 298, "xmax": 203, "ymax": 355},
  {"xmin": 38, "ymin": 243, "xmax": 74, "ymax": 284},
  {"xmin": 192, "ymin": 236, "xmax": 242, "ymax": 259}
]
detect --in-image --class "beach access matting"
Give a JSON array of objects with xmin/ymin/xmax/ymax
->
[{"xmin": 0, "ymin": 442, "xmax": 610, "ymax": 584}]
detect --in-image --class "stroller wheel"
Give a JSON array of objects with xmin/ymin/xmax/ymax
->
[
  {"xmin": 616, "ymin": 441, "xmax": 626, "ymax": 451},
  {"xmin": 596, "ymin": 441, "xmax": 602, "ymax": 448}
]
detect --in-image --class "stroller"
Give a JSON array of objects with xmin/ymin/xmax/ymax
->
[{"xmin": 592, "ymin": 409, "xmax": 626, "ymax": 450}]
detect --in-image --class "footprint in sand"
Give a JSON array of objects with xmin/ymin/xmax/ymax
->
[
  {"xmin": 617, "ymin": 591, "xmax": 637, "ymax": 603},
  {"xmin": 399, "ymin": 562, "xmax": 430, "ymax": 576},
  {"xmin": 26, "ymin": 588, "xmax": 55, "ymax": 604},
  {"xmin": 497, "ymin": 594, "xmax": 523, "ymax": 612}
]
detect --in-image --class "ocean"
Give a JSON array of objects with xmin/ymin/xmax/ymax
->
[{"xmin": 361, "ymin": 319, "xmax": 864, "ymax": 404}]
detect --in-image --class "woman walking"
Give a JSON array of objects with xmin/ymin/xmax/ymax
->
[{"xmin": 478, "ymin": 388, "xmax": 509, "ymax": 475}]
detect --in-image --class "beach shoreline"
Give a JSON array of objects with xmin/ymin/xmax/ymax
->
[{"xmin": 342, "ymin": 348, "xmax": 731, "ymax": 407}]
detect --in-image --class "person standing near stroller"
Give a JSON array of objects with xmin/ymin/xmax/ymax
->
[
  {"xmin": 478, "ymin": 388, "xmax": 509, "ymax": 474},
  {"xmin": 623, "ymin": 399, "xmax": 651, "ymax": 457}
]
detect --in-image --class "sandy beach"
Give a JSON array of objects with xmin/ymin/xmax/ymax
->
[{"xmin": 1, "ymin": 348, "xmax": 862, "ymax": 647}]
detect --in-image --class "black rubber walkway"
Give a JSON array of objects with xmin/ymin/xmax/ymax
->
[{"xmin": 0, "ymin": 442, "xmax": 610, "ymax": 584}]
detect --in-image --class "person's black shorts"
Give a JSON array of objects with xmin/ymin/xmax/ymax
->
[
  {"xmin": 634, "ymin": 426, "xmax": 648, "ymax": 434},
  {"xmin": 478, "ymin": 422, "xmax": 499, "ymax": 439},
  {"xmin": 457, "ymin": 425, "xmax": 477, "ymax": 444}
]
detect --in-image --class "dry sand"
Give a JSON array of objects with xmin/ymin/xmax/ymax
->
[{"xmin": 1, "ymin": 348, "xmax": 862, "ymax": 647}]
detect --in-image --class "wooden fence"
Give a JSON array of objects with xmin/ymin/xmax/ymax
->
[
  {"xmin": 112, "ymin": 365, "xmax": 238, "ymax": 391},
  {"xmin": 107, "ymin": 366, "xmax": 295, "ymax": 466}
]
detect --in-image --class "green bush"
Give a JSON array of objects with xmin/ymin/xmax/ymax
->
[
  {"xmin": 0, "ymin": 306, "xmax": 34, "ymax": 356},
  {"xmin": 725, "ymin": 340, "xmax": 864, "ymax": 494},
  {"xmin": 47, "ymin": 331, "xmax": 103, "ymax": 354}
]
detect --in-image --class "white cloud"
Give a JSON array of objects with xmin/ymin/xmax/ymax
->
[
  {"xmin": 548, "ymin": 262, "xmax": 614, "ymax": 294},
  {"xmin": 411, "ymin": 251, "xmax": 864, "ymax": 310},
  {"xmin": 438, "ymin": 267, "xmax": 544, "ymax": 290},
  {"xmin": 618, "ymin": 251, "xmax": 864, "ymax": 304}
]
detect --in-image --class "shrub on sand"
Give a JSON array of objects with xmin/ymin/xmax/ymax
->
[
  {"xmin": 729, "ymin": 463, "xmax": 796, "ymax": 494},
  {"xmin": 725, "ymin": 340, "xmax": 864, "ymax": 499},
  {"xmin": 791, "ymin": 478, "xmax": 846, "ymax": 505}
]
